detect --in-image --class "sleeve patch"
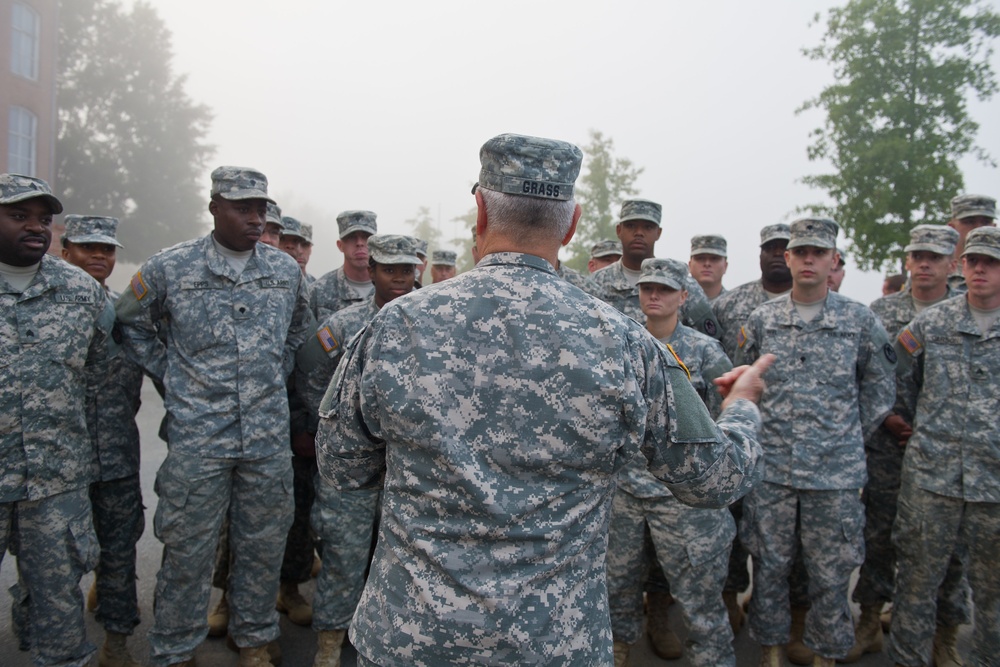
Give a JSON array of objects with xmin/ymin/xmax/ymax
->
[
  {"xmin": 883, "ymin": 343, "xmax": 897, "ymax": 364},
  {"xmin": 130, "ymin": 271, "xmax": 148, "ymax": 300},
  {"xmin": 317, "ymin": 326, "xmax": 339, "ymax": 353},
  {"xmin": 737, "ymin": 326, "xmax": 746, "ymax": 349},
  {"xmin": 897, "ymin": 328, "xmax": 921, "ymax": 355},
  {"xmin": 665, "ymin": 344, "xmax": 691, "ymax": 380}
]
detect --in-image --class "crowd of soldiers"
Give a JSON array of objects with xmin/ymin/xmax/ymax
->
[{"xmin": 0, "ymin": 129, "xmax": 997, "ymax": 667}]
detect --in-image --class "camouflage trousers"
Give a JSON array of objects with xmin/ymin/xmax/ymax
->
[
  {"xmin": 854, "ymin": 443, "xmax": 969, "ymax": 623},
  {"xmin": 311, "ymin": 475, "xmax": 380, "ymax": 631},
  {"xmin": 607, "ymin": 490, "xmax": 735, "ymax": 667},
  {"xmin": 888, "ymin": 478, "xmax": 998, "ymax": 667},
  {"xmin": 2, "ymin": 487, "xmax": 99, "ymax": 667},
  {"xmin": 281, "ymin": 454, "xmax": 318, "ymax": 584},
  {"xmin": 741, "ymin": 482, "xmax": 864, "ymax": 658},
  {"xmin": 91, "ymin": 473, "xmax": 146, "ymax": 634},
  {"xmin": 148, "ymin": 451, "xmax": 293, "ymax": 667}
]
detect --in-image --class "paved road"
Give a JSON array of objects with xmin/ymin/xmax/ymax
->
[{"xmin": 0, "ymin": 380, "xmax": 969, "ymax": 665}]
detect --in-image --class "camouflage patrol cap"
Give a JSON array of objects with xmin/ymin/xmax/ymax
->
[
  {"xmin": 636, "ymin": 257, "xmax": 687, "ymax": 290},
  {"xmin": 414, "ymin": 238, "xmax": 429, "ymax": 259},
  {"xmin": 690, "ymin": 234, "xmax": 727, "ymax": 257},
  {"xmin": 962, "ymin": 226, "xmax": 1000, "ymax": 261},
  {"xmin": 787, "ymin": 217, "xmax": 839, "ymax": 249},
  {"xmin": 265, "ymin": 202, "xmax": 283, "ymax": 227},
  {"xmin": 300, "ymin": 223, "xmax": 314, "ymax": 244},
  {"xmin": 951, "ymin": 194, "xmax": 996, "ymax": 220},
  {"xmin": 210, "ymin": 166, "xmax": 275, "ymax": 204},
  {"xmin": 62, "ymin": 215, "xmax": 123, "ymax": 248},
  {"xmin": 474, "ymin": 133, "xmax": 582, "ymax": 201},
  {"xmin": 590, "ymin": 239, "xmax": 622, "ymax": 259},
  {"xmin": 904, "ymin": 224, "xmax": 959, "ymax": 256},
  {"xmin": 0, "ymin": 173, "xmax": 63, "ymax": 214},
  {"xmin": 336, "ymin": 210, "xmax": 377, "ymax": 239},
  {"xmin": 280, "ymin": 216, "xmax": 312, "ymax": 244},
  {"xmin": 431, "ymin": 250, "xmax": 457, "ymax": 266},
  {"xmin": 368, "ymin": 234, "xmax": 420, "ymax": 265},
  {"xmin": 619, "ymin": 199, "xmax": 662, "ymax": 227},
  {"xmin": 759, "ymin": 224, "xmax": 791, "ymax": 246}
]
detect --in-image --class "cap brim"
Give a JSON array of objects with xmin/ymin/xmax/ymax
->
[
  {"xmin": 2, "ymin": 190, "xmax": 64, "ymax": 214},
  {"xmin": 787, "ymin": 238, "xmax": 836, "ymax": 249},
  {"xmin": 592, "ymin": 251, "xmax": 622, "ymax": 259},
  {"xmin": 962, "ymin": 246, "xmax": 1000, "ymax": 260},
  {"xmin": 759, "ymin": 235, "xmax": 790, "ymax": 246},
  {"xmin": 371, "ymin": 254, "xmax": 420, "ymax": 265},
  {"xmin": 904, "ymin": 243, "xmax": 952, "ymax": 255},
  {"xmin": 64, "ymin": 233, "xmax": 123, "ymax": 248},
  {"xmin": 690, "ymin": 248, "xmax": 727, "ymax": 257},
  {"xmin": 956, "ymin": 210, "xmax": 996, "ymax": 220},
  {"xmin": 619, "ymin": 215, "xmax": 661, "ymax": 226},
  {"xmin": 218, "ymin": 190, "xmax": 276, "ymax": 205},
  {"xmin": 637, "ymin": 277, "xmax": 683, "ymax": 290},
  {"xmin": 339, "ymin": 225, "xmax": 375, "ymax": 239}
]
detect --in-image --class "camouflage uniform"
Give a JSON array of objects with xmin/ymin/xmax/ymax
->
[
  {"xmin": 115, "ymin": 168, "xmax": 311, "ymax": 665},
  {"xmin": 2, "ymin": 249, "xmax": 114, "ymax": 666},
  {"xmin": 310, "ymin": 210, "xmax": 378, "ymax": 321},
  {"xmin": 738, "ymin": 282, "xmax": 895, "ymax": 658},
  {"xmin": 712, "ymin": 279, "xmax": 771, "ymax": 362},
  {"xmin": 555, "ymin": 262, "xmax": 595, "ymax": 291},
  {"xmin": 888, "ymin": 289, "xmax": 1000, "ymax": 666}
]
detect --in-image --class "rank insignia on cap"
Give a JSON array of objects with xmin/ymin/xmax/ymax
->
[
  {"xmin": 737, "ymin": 326, "xmax": 747, "ymax": 349},
  {"xmin": 665, "ymin": 344, "xmax": 691, "ymax": 380},
  {"xmin": 317, "ymin": 327, "xmax": 339, "ymax": 354},
  {"xmin": 897, "ymin": 328, "xmax": 921, "ymax": 355},
  {"xmin": 130, "ymin": 272, "xmax": 147, "ymax": 300}
]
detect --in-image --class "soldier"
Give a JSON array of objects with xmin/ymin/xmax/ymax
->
[
  {"xmin": 297, "ymin": 234, "xmax": 420, "ymax": 667},
  {"xmin": 430, "ymin": 249, "xmax": 457, "ymax": 283},
  {"xmin": 589, "ymin": 198, "xmax": 722, "ymax": 338},
  {"xmin": 261, "ymin": 202, "xmax": 284, "ymax": 247},
  {"xmin": 888, "ymin": 226, "xmax": 1000, "ymax": 667},
  {"xmin": 554, "ymin": 255, "xmax": 594, "ymax": 290},
  {"xmin": 588, "ymin": 238, "xmax": 621, "ymax": 273},
  {"xmin": 828, "ymin": 248, "xmax": 847, "ymax": 292},
  {"xmin": 279, "ymin": 216, "xmax": 316, "ymax": 286},
  {"xmin": 882, "ymin": 274, "xmax": 905, "ymax": 296},
  {"xmin": 115, "ymin": 166, "xmax": 311, "ymax": 667},
  {"xmin": 310, "ymin": 210, "xmax": 377, "ymax": 321},
  {"xmin": 60, "ymin": 215, "xmax": 145, "ymax": 667},
  {"xmin": 608, "ymin": 258, "xmax": 736, "ymax": 667},
  {"xmin": 946, "ymin": 194, "xmax": 996, "ymax": 291},
  {"xmin": 0, "ymin": 174, "xmax": 115, "ymax": 666},
  {"xmin": 412, "ymin": 237, "xmax": 429, "ymax": 286},
  {"xmin": 314, "ymin": 132, "xmax": 773, "ymax": 666},
  {"xmin": 689, "ymin": 234, "xmax": 728, "ymax": 302},
  {"xmin": 737, "ymin": 217, "xmax": 896, "ymax": 667},
  {"xmin": 847, "ymin": 225, "xmax": 968, "ymax": 663}
]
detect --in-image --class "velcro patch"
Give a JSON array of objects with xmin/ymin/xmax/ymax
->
[
  {"xmin": 737, "ymin": 326, "xmax": 747, "ymax": 349},
  {"xmin": 666, "ymin": 343, "xmax": 691, "ymax": 380},
  {"xmin": 130, "ymin": 272, "xmax": 147, "ymax": 300},
  {"xmin": 317, "ymin": 327, "xmax": 339, "ymax": 353},
  {"xmin": 898, "ymin": 328, "xmax": 921, "ymax": 355}
]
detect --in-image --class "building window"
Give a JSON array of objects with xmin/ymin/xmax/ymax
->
[
  {"xmin": 11, "ymin": 2, "xmax": 40, "ymax": 81},
  {"xmin": 8, "ymin": 106, "xmax": 38, "ymax": 175}
]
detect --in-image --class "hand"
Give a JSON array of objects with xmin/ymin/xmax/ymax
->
[
  {"xmin": 291, "ymin": 432, "xmax": 317, "ymax": 458},
  {"xmin": 882, "ymin": 414, "xmax": 913, "ymax": 447},
  {"xmin": 716, "ymin": 354, "xmax": 777, "ymax": 411}
]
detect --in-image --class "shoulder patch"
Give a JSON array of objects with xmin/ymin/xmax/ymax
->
[
  {"xmin": 130, "ymin": 271, "xmax": 148, "ymax": 300},
  {"xmin": 317, "ymin": 326, "xmax": 339, "ymax": 353},
  {"xmin": 897, "ymin": 328, "xmax": 921, "ymax": 355},
  {"xmin": 665, "ymin": 344, "xmax": 691, "ymax": 380},
  {"xmin": 737, "ymin": 326, "xmax": 747, "ymax": 349},
  {"xmin": 883, "ymin": 343, "xmax": 897, "ymax": 364},
  {"xmin": 703, "ymin": 318, "xmax": 717, "ymax": 336}
]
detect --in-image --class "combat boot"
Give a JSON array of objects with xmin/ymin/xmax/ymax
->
[
  {"xmin": 227, "ymin": 637, "xmax": 282, "ymax": 665},
  {"xmin": 759, "ymin": 644, "xmax": 784, "ymax": 667},
  {"xmin": 98, "ymin": 632, "xmax": 140, "ymax": 667},
  {"xmin": 723, "ymin": 590, "xmax": 746, "ymax": 634},
  {"xmin": 787, "ymin": 605, "xmax": 815, "ymax": 665},
  {"xmin": 931, "ymin": 625, "xmax": 964, "ymax": 667},
  {"xmin": 87, "ymin": 578, "xmax": 98, "ymax": 612},
  {"xmin": 311, "ymin": 554, "xmax": 322, "ymax": 578},
  {"xmin": 646, "ymin": 591, "xmax": 683, "ymax": 659},
  {"xmin": 313, "ymin": 630, "xmax": 346, "ymax": 667},
  {"xmin": 840, "ymin": 605, "xmax": 884, "ymax": 663},
  {"xmin": 613, "ymin": 641, "xmax": 631, "ymax": 667},
  {"xmin": 276, "ymin": 581, "xmax": 313, "ymax": 626},
  {"xmin": 239, "ymin": 645, "xmax": 274, "ymax": 667},
  {"xmin": 880, "ymin": 603, "xmax": 892, "ymax": 633},
  {"xmin": 813, "ymin": 657, "xmax": 835, "ymax": 667},
  {"xmin": 207, "ymin": 592, "xmax": 229, "ymax": 637}
]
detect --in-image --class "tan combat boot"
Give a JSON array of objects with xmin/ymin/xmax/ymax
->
[
  {"xmin": 311, "ymin": 554, "xmax": 322, "ymax": 578},
  {"xmin": 613, "ymin": 641, "xmax": 631, "ymax": 667},
  {"xmin": 787, "ymin": 605, "xmax": 815, "ymax": 665},
  {"xmin": 87, "ymin": 578, "xmax": 98, "ymax": 612},
  {"xmin": 880, "ymin": 603, "xmax": 892, "ymax": 633},
  {"xmin": 723, "ymin": 590, "xmax": 746, "ymax": 634},
  {"xmin": 276, "ymin": 581, "xmax": 313, "ymax": 626},
  {"xmin": 759, "ymin": 644, "xmax": 784, "ymax": 667},
  {"xmin": 313, "ymin": 629, "xmax": 346, "ymax": 667},
  {"xmin": 227, "ymin": 637, "xmax": 282, "ymax": 665},
  {"xmin": 646, "ymin": 591, "xmax": 683, "ymax": 659},
  {"xmin": 239, "ymin": 645, "xmax": 274, "ymax": 667},
  {"xmin": 813, "ymin": 657, "xmax": 835, "ymax": 667},
  {"xmin": 932, "ymin": 625, "xmax": 965, "ymax": 667},
  {"xmin": 840, "ymin": 604, "xmax": 884, "ymax": 662},
  {"xmin": 207, "ymin": 592, "xmax": 229, "ymax": 637},
  {"xmin": 98, "ymin": 631, "xmax": 141, "ymax": 667}
]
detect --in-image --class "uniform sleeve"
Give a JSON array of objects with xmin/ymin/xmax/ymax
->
[
  {"xmin": 699, "ymin": 339, "xmax": 734, "ymax": 420},
  {"xmin": 681, "ymin": 275, "xmax": 722, "ymax": 340},
  {"xmin": 893, "ymin": 317, "xmax": 925, "ymax": 421},
  {"xmin": 282, "ymin": 274, "xmax": 314, "ymax": 378},
  {"xmin": 734, "ymin": 311, "xmax": 761, "ymax": 367},
  {"xmin": 857, "ymin": 314, "xmax": 897, "ymax": 439},
  {"xmin": 294, "ymin": 316, "xmax": 344, "ymax": 430},
  {"xmin": 114, "ymin": 262, "xmax": 167, "ymax": 383}
]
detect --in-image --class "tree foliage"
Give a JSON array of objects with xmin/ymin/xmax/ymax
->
[
  {"xmin": 57, "ymin": 0, "xmax": 214, "ymax": 262},
  {"xmin": 404, "ymin": 205, "xmax": 443, "ymax": 283},
  {"xmin": 564, "ymin": 130, "xmax": 644, "ymax": 271},
  {"xmin": 450, "ymin": 206, "xmax": 477, "ymax": 274},
  {"xmin": 799, "ymin": 0, "xmax": 1000, "ymax": 271}
]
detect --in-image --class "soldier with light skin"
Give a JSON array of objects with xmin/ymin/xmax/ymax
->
[
  {"xmin": 430, "ymin": 250, "xmax": 457, "ymax": 283},
  {"xmin": 689, "ymin": 235, "xmax": 728, "ymax": 301},
  {"xmin": 261, "ymin": 202, "xmax": 283, "ymax": 248},
  {"xmin": 946, "ymin": 194, "xmax": 996, "ymax": 291},
  {"xmin": 827, "ymin": 249, "xmax": 847, "ymax": 292},
  {"xmin": 588, "ymin": 239, "xmax": 621, "ymax": 273}
]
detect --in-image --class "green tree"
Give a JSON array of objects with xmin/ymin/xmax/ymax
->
[
  {"xmin": 564, "ymin": 130, "xmax": 644, "ymax": 271},
  {"xmin": 405, "ymin": 205, "xmax": 443, "ymax": 283},
  {"xmin": 57, "ymin": 0, "xmax": 214, "ymax": 262},
  {"xmin": 799, "ymin": 0, "xmax": 999, "ymax": 272},
  {"xmin": 450, "ymin": 206, "xmax": 477, "ymax": 274}
]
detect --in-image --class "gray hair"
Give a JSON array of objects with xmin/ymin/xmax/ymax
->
[{"xmin": 480, "ymin": 188, "xmax": 576, "ymax": 243}]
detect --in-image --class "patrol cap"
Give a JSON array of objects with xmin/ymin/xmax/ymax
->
[
  {"xmin": 414, "ymin": 237, "xmax": 429, "ymax": 259},
  {"xmin": 618, "ymin": 198, "xmax": 662, "ymax": 227},
  {"xmin": 962, "ymin": 226, "xmax": 1000, "ymax": 261},
  {"xmin": 591, "ymin": 239, "xmax": 622, "ymax": 259},
  {"xmin": 210, "ymin": 166, "xmax": 275, "ymax": 204},
  {"xmin": 368, "ymin": 234, "xmax": 421, "ymax": 265},
  {"xmin": 336, "ymin": 210, "xmax": 377, "ymax": 239},
  {"xmin": 265, "ymin": 202, "xmax": 283, "ymax": 227},
  {"xmin": 280, "ymin": 216, "xmax": 312, "ymax": 244},
  {"xmin": 759, "ymin": 224, "xmax": 791, "ymax": 246},
  {"xmin": 62, "ymin": 215, "xmax": 123, "ymax": 248},
  {"xmin": 431, "ymin": 250, "xmax": 457, "ymax": 266},
  {"xmin": 690, "ymin": 234, "xmax": 727, "ymax": 257},
  {"xmin": 0, "ymin": 173, "xmax": 63, "ymax": 214},
  {"xmin": 636, "ymin": 257, "xmax": 687, "ymax": 291},
  {"xmin": 787, "ymin": 217, "xmax": 839, "ymax": 249},
  {"xmin": 951, "ymin": 194, "xmax": 996, "ymax": 220},
  {"xmin": 904, "ymin": 224, "xmax": 959, "ymax": 256},
  {"xmin": 473, "ymin": 133, "xmax": 582, "ymax": 201},
  {"xmin": 300, "ymin": 223, "xmax": 314, "ymax": 244}
]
